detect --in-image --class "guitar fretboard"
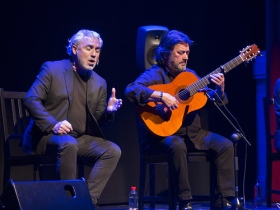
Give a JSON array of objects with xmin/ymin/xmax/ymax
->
[{"xmin": 176, "ymin": 54, "xmax": 244, "ymax": 99}]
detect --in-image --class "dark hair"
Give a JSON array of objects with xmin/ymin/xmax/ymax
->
[{"xmin": 155, "ymin": 30, "xmax": 194, "ymax": 66}]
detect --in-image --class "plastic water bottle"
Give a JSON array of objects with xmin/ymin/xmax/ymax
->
[
  {"xmin": 254, "ymin": 180, "xmax": 262, "ymax": 208},
  {"xmin": 129, "ymin": 186, "xmax": 138, "ymax": 210}
]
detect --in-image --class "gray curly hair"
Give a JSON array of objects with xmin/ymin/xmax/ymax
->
[{"xmin": 66, "ymin": 29, "xmax": 103, "ymax": 56}]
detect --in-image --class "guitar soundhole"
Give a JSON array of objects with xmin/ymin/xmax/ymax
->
[{"xmin": 178, "ymin": 89, "xmax": 190, "ymax": 101}]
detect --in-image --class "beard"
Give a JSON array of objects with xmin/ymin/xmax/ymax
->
[
  {"xmin": 79, "ymin": 60, "xmax": 95, "ymax": 71},
  {"xmin": 167, "ymin": 59, "xmax": 186, "ymax": 76},
  {"xmin": 75, "ymin": 58, "xmax": 96, "ymax": 73},
  {"xmin": 73, "ymin": 59, "xmax": 95, "ymax": 77}
]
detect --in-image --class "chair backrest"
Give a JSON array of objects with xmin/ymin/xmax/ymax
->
[
  {"xmin": 0, "ymin": 88, "xmax": 29, "ymax": 156},
  {"xmin": 263, "ymin": 97, "xmax": 275, "ymax": 154}
]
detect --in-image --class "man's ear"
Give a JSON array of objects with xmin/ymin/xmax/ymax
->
[{"xmin": 72, "ymin": 45, "xmax": 78, "ymax": 55}]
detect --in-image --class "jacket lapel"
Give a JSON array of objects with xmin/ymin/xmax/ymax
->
[{"xmin": 63, "ymin": 60, "xmax": 74, "ymax": 107}]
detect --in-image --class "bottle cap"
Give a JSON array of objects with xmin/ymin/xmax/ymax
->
[{"xmin": 131, "ymin": 186, "xmax": 136, "ymax": 191}]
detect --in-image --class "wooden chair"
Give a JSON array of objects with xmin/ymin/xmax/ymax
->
[
  {"xmin": 0, "ymin": 88, "xmax": 85, "ymax": 188},
  {"xmin": 263, "ymin": 97, "xmax": 280, "ymax": 207},
  {"xmin": 137, "ymin": 116, "xmax": 216, "ymax": 210},
  {"xmin": 138, "ymin": 153, "xmax": 177, "ymax": 210},
  {"xmin": 0, "ymin": 88, "xmax": 56, "ymax": 187}
]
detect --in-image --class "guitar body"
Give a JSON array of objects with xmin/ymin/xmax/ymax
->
[{"xmin": 136, "ymin": 72, "xmax": 207, "ymax": 137}]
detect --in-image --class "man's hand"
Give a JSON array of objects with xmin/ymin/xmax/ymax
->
[
  {"xmin": 107, "ymin": 88, "xmax": 122, "ymax": 113},
  {"xmin": 52, "ymin": 120, "xmax": 73, "ymax": 135},
  {"xmin": 210, "ymin": 73, "xmax": 225, "ymax": 97},
  {"xmin": 161, "ymin": 92, "xmax": 179, "ymax": 110}
]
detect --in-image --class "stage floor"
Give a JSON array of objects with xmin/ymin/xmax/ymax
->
[{"xmin": 97, "ymin": 201, "xmax": 280, "ymax": 210}]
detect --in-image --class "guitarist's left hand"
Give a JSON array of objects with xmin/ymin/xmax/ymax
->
[{"xmin": 209, "ymin": 73, "xmax": 225, "ymax": 98}]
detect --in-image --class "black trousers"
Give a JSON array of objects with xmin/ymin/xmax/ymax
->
[
  {"xmin": 47, "ymin": 134, "xmax": 121, "ymax": 205},
  {"xmin": 145, "ymin": 132, "xmax": 235, "ymax": 201}
]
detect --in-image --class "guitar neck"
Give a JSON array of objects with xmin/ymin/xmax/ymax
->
[{"xmin": 188, "ymin": 54, "xmax": 244, "ymax": 95}]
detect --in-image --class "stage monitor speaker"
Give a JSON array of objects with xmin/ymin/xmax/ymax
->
[
  {"xmin": 136, "ymin": 25, "xmax": 169, "ymax": 71},
  {"xmin": 0, "ymin": 179, "xmax": 94, "ymax": 210}
]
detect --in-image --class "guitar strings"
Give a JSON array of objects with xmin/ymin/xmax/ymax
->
[
  {"xmin": 157, "ymin": 45, "xmax": 258, "ymax": 108},
  {"xmin": 174, "ymin": 55, "xmax": 243, "ymax": 100},
  {"xmin": 174, "ymin": 45, "xmax": 258, "ymax": 100}
]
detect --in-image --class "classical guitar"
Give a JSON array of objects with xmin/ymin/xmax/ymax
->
[{"xmin": 136, "ymin": 44, "xmax": 260, "ymax": 137}]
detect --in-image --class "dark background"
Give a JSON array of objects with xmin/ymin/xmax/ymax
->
[{"xmin": 0, "ymin": 0, "xmax": 265, "ymax": 205}]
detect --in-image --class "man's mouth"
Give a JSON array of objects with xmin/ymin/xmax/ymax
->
[{"xmin": 88, "ymin": 60, "xmax": 95, "ymax": 66}]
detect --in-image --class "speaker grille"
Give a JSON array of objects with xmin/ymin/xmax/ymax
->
[{"xmin": 136, "ymin": 25, "xmax": 169, "ymax": 71}]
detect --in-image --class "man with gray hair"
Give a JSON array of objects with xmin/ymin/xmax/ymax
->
[{"xmin": 23, "ymin": 29, "xmax": 122, "ymax": 207}]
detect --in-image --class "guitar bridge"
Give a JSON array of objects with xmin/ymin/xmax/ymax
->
[{"xmin": 155, "ymin": 103, "xmax": 171, "ymax": 121}]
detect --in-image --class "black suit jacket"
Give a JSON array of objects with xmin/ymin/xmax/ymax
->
[{"xmin": 23, "ymin": 59, "xmax": 114, "ymax": 154}]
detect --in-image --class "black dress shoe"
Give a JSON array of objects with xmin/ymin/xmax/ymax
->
[
  {"xmin": 215, "ymin": 202, "xmax": 232, "ymax": 210},
  {"xmin": 179, "ymin": 200, "xmax": 193, "ymax": 210},
  {"xmin": 214, "ymin": 197, "xmax": 232, "ymax": 210},
  {"xmin": 223, "ymin": 202, "xmax": 232, "ymax": 210}
]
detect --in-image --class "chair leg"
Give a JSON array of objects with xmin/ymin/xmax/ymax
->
[
  {"xmin": 39, "ymin": 165, "xmax": 46, "ymax": 180},
  {"xmin": 33, "ymin": 163, "xmax": 39, "ymax": 181},
  {"xmin": 138, "ymin": 160, "xmax": 146, "ymax": 210},
  {"xmin": 209, "ymin": 157, "xmax": 216, "ymax": 210},
  {"xmin": 3, "ymin": 161, "xmax": 11, "ymax": 188},
  {"xmin": 167, "ymin": 164, "xmax": 177, "ymax": 210},
  {"xmin": 149, "ymin": 164, "xmax": 156, "ymax": 209},
  {"xmin": 266, "ymin": 159, "xmax": 272, "ymax": 207},
  {"xmin": 77, "ymin": 162, "xmax": 85, "ymax": 179}
]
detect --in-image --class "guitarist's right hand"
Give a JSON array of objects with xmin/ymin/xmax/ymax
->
[
  {"xmin": 162, "ymin": 92, "xmax": 179, "ymax": 110},
  {"xmin": 151, "ymin": 91, "xmax": 179, "ymax": 110}
]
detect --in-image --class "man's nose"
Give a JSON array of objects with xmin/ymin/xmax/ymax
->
[
  {"xmin": 90, "ymin": 51, "xmax": 96, "ymax": 57},
  {"xmin": 182, "ymin": 53, "xmax": 188, "ymax": 60}
]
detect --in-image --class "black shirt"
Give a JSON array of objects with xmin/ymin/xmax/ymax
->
[{"xmin": 68, "ymin": 71, "xmax": 87, "ymax": 137}]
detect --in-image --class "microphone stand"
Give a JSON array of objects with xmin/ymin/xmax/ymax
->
[{"xmin": 205, "ymin": 92, "xmax": 251, "ymax": 210}]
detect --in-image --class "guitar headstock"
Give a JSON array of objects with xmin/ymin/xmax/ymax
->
[{"xmin": 240, "ymin": 44, "xmax": 260, "ymax": 62}]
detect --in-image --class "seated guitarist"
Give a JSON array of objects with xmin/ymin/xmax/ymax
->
[{"xmin": 124, "ymin": 30, "xmax": 234, "ymax": 210}]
